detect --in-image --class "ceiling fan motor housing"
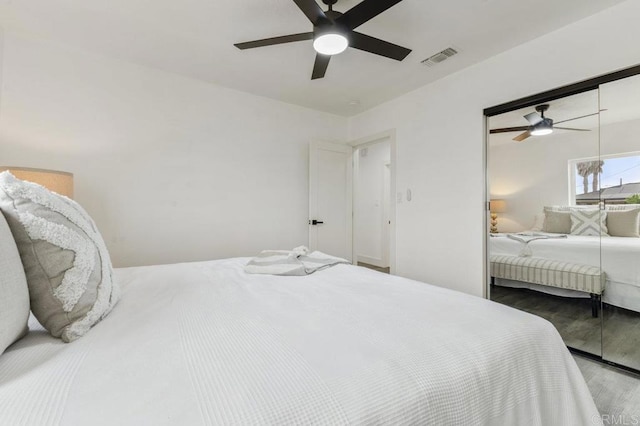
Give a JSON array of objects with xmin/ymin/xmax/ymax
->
[
  {"xmin": 314, "ymin": 18, "xmax": 348, "ymax": 38},
  {"xmin": 532, "ymin": 118, "xmax": 553, "ymax": 132}
]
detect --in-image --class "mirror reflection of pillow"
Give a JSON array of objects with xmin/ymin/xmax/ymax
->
[
  {"xmin": 607, "ymin": 208, "xmax": 640, "ymax": 237},
  {"xmin": 569, "ymin": 208, "xmax": 608, "ymax": 236},
  {"xmin": 531, "ymin": 213, "xmax": 545, "ymax": 232},
  {"xmin": 0, "ymin": 171, "xmax": 119, "ymax": 342},
  {"xmin": 543, "ymin": 209, "xmax": 571, "ymax": 234}
]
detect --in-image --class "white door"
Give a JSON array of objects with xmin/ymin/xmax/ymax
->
[{"xmin": 309, "ymin": 141, "xmax": 353, "ymax": 261}]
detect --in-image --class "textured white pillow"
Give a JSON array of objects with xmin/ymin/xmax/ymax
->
[
  {"xmin": 570, "ymin": 208, "xmax": 608, "ymax": 236},
  {"xmin": 0, "ymin": 211, "xmax": 30, "ymax": 354},
  {"xmin": 606, "ymin": 204, "xmax": 640, "ymax": 211},
  {"xmin": 0, "ymin": 171, "xmax": 119, "ymax": 342}
]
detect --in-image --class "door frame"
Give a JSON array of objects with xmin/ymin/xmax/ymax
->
[{"xmin": 348, "ymin": 129, "xmax": 397, "ymax": 275}]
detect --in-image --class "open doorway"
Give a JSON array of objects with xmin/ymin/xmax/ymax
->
[{"xmin": 352, "ymin": 134, "xmax": 394, "ymax": 274}]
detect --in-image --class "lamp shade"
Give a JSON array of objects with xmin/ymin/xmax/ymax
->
[
  {"xmin": 0, "ymin": 167, "xmax": 74, "ymax": 199},
  {"xmin": 490, "ymin": 199, "xmax": 506, "ymax": 213}
]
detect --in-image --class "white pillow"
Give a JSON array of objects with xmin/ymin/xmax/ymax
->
[
  {"xmin": 0, "ymin": 171, "xmax": 119, "ymax": 342},
  {"xmin": 531, "ymin": 213, "xmax": 545, "ymax": 232},
  {"xmin": 570, "ymin": 208, "xmax": 608, "ymax": 236}
]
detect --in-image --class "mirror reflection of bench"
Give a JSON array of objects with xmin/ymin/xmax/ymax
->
[{"xmin": 490, "ymin": 255, "xmax": 605, "ymax": 318}]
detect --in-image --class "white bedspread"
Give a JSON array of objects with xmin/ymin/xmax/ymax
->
[{"xmin": 0, "ymin": 258, "xmax": 600, "ymax": 425}]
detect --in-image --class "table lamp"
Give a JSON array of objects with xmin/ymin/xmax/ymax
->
[
  {"xmin": 0, "ymin": 167, "xmax": 74, "ymax": 199},
  {"xmin": 490, "ymin": 199, "xmax": 506, "ymax": 233}
]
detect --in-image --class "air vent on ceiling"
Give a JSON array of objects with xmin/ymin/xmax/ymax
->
[{"xmin": 421, "ymin": 47, "xmax": 458, "ymax": 67}]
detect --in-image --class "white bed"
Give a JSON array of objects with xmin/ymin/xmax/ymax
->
[
  {"xmin": 490, "ymin": 235, "xmax": 640, "ymax": 312},
  {"xmin": 0, "ymin": 257, "xmax": 599, "ymax": 425}
]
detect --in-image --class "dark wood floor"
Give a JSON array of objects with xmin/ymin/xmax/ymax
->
[
  {"xmin": 357, "ymin": 262, "xmax": 390, "ymax": 274},
  {"xmin": 574, "ymin": 354, "xmax": 640, "ymax": 424},
  {"xmin": 491, "ymin": 284, "xmax": 640, "ymax": 371}
]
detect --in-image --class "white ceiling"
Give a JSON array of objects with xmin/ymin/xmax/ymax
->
[{"xmin": 0, "ymin": 0, "xmax": 625, "ymax": 116}]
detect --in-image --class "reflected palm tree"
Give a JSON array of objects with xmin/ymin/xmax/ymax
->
[
  {"xmin": 577, "ymin": 162, "xmax": 591, "ymax": 194},
  {"xmin": 577, "ymin": 160, "xmax": 604, "ymax": 194}
]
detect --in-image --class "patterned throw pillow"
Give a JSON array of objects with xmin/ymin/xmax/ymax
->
[
  {"xmin": 570, "ymin": 208, "xmax": 608, "ymax": 236},
  {"xmin": 0, "ymin": 172, "xmax": 119, "ymax": 342}
]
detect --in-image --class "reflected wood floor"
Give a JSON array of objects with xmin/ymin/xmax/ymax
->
[
  {"xmin": 490, "ymin": 284, "xmax": 601, "ymax": 354},
  {"xmin": 490, "ymin": 285, "xmax": 640, "ymax": 371}
]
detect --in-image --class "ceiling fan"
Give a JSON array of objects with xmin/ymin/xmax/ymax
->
[
  {"xmin": 234, "ymin": 0, "xmax": 411, "ymax": 80},
  {"xmin": 490, "ymin": 104, "xmax": 600, "ymax": 142}
]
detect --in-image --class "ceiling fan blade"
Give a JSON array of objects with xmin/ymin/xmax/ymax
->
[
  {"xmin": 312, "ymin": 54, "xmax": 331, "ymax": 80},
  {"xmin": 524, "ymin": 111, "xmax": 543, "ymax": 125},
  {"xmin": 554, "ymin": 127, "xmax": 591, "ymax": 132},
  {"xmin": 349, "ymin": 32, "xmax": 411, "ymax": 61},
  {"xmin": 234, "ymin": 32, "xmax": 314, "ymax": 50},
  {"xmin": 490, "ymin": 126, "xmax": 529, "ymax": 134},
  {"xmin": 292, "ymin": 0, "xmax": 328, "ymax": 25},
  {"xmin": 513, "ymin": 131, "xmax": 531, "ymax": 142},
  {"xmin": 337, "ymin": 0, "xmax": 404, "ymax": 30},
  {"xmin": 554, "ymin": 110, "xmax": 605, "ymax": 125}
]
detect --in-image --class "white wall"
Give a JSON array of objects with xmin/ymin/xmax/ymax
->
[
  {"xmin": 490, "ymin": 118, "xmax": 640, "ymax": 233},
  {"xmin": 355, "ymin": 141, "xmax": 390, "ymax": 266},
  {"xmin": 348, "ymin": 1, "xmax": 640, "ymax": 296},
  {"xmin": 0, "ymin": 32, "xmax": 348, "ymax": 267}
]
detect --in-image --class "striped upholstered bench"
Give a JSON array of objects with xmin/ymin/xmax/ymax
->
[{"xmin": 490, "ymin": 255, "xmax": 605, "ymax": 317}]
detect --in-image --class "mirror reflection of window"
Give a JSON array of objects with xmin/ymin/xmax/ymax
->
[{"xmin": 570, "ymin": 153, "xmax": 640, "ymax": 205}]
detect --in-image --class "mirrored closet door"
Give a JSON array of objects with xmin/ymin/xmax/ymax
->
[
  {"xmin": 487, "ymin": 89, "xmax": 602, "ymax": 357},
  {"xmin": 486, "ymin": 67, "xmax": 640, "ymax": 372},
  {"xmin": 600, "ymin": 74, "xmax": 640, "ymax": 371}
]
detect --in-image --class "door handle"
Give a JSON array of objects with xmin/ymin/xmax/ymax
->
[{"xmin": 309, "ymin": 220, "xmax": 324, "ymax": 225}]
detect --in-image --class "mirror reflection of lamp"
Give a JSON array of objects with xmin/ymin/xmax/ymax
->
[{"xmin": 490, "ymin": 199, "xmax": 506, "ymax": 233}]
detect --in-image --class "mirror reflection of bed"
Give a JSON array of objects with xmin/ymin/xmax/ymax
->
[{"xmin": 487, "ymin": 74, "xmax": 640, "ymax": 372}]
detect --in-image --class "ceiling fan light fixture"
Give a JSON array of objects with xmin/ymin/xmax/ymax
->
[
  {"xmin": 313, "ymin": 33, "xmax": 348, "ymax": 55},
  {"xmin": 530, "ymin": 118, "xmax": 554, "ymax": 136}
]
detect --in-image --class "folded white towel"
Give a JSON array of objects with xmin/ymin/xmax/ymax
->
[{"xmin": 245, "ymin": 247, "xmax": 349, "ymax": 276}]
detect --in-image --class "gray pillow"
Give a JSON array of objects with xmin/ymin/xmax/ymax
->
[
  {"xmin": 543, "ymin": 209, "xmax": 571, "ymax": 234},
  {"xmin": 607, "ymin": 209, "xmax": 640, "ymax": 237},
  {"xmin": 0, "ymin": 211, "xmax": 30, "ymax": 354},
  {"xmin": 0, "ymin": 171, "xmax": 119, "ymax": 342}
]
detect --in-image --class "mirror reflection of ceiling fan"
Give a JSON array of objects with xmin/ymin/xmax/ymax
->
[{"xmin": 490, "ymin": 104, "xmax": 603, "ymax": 142}]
